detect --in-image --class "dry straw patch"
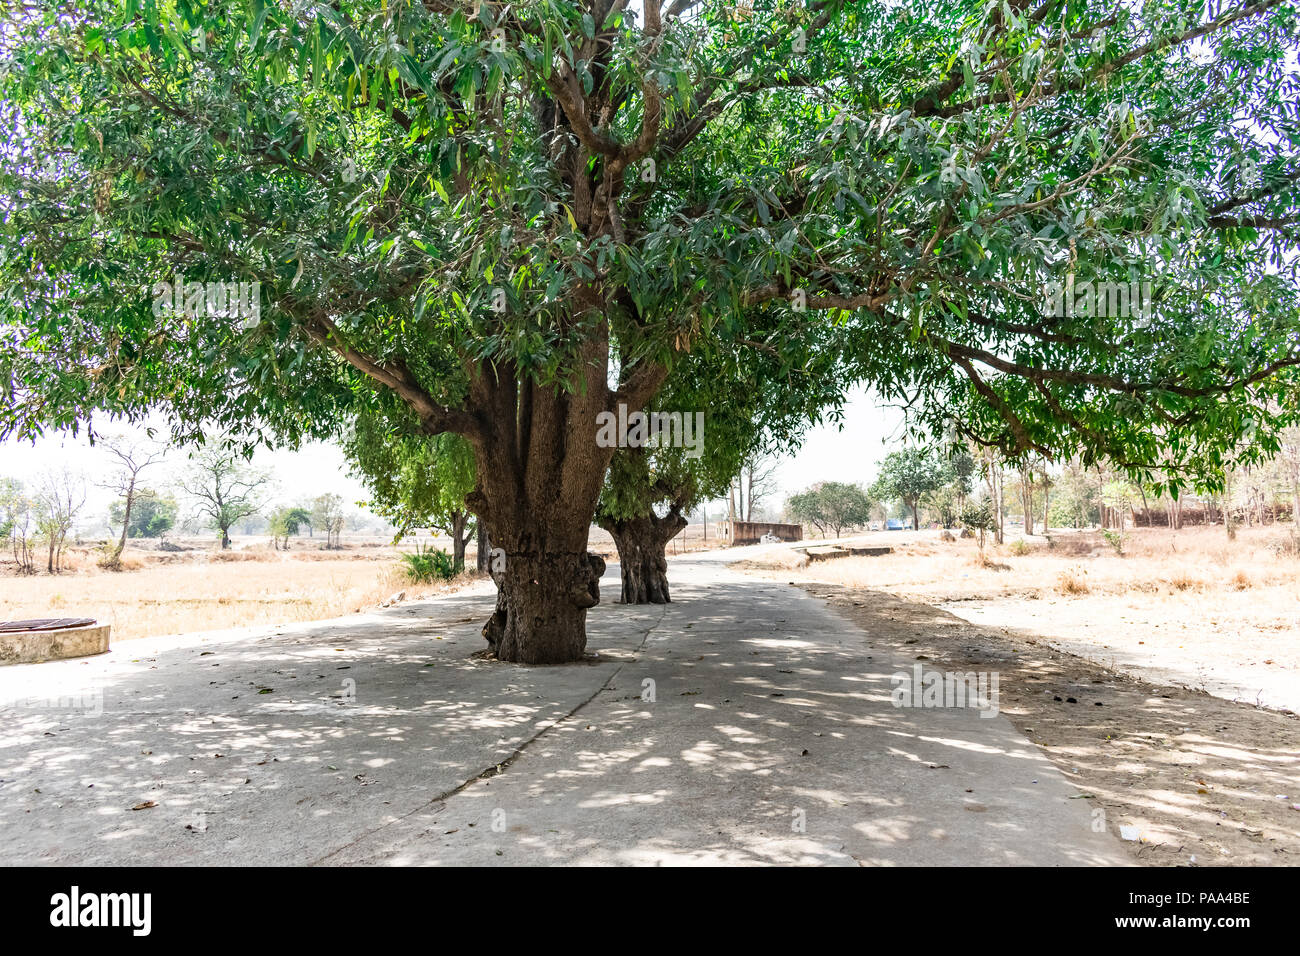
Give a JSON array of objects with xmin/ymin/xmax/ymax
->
[
  {"xmin": 747, "ymin": 525, "xmax": 1300, "ymax": 604},
  {"xmin": 735, "ymin": 524, "xmax": 1300, "ymax": 711},
  {"xmin": 0, "ymin": 554, "xmax": 411, "ymax": 641},
  {"xmin": 1056, "ymin": 568, "xmax": 1090, "ymax": 595}
]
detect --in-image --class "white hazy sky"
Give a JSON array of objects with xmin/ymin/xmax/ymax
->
[
  {"xmin": 0, "ymin": 423, "xmax": 374, "ymax": 530},
  {"xmin": 0, "ymin": 385, "xmax": 906, "ymax": 525},
  {"xmin": 765, "ymin": 387, "xmax": 906, "ymax": 501}
]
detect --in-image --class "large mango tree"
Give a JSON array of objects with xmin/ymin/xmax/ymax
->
[{"xmin": 2, "ymin": 0, "xmax": 1298, "ymax": 662}]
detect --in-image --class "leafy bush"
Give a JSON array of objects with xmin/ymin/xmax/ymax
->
[
  {"xmin": 1102, "ymin": 528, "xmax": 1127, "ymax": 555},
  {"xmin": 959, "ymin": 501, "xmax": 997, "ymax": 549},
  {"xmin": 400, "ymin": 543, "xmax": 456, "ymax": 584}
]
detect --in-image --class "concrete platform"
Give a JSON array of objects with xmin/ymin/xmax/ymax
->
[{"xmin": 0, "ymin": 619, "xmax": 110, "ymax": 666}]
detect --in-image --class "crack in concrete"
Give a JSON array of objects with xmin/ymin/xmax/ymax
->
[{"xmin": 309, "ymin": 603, "xmax": 668, "ymax": 865}]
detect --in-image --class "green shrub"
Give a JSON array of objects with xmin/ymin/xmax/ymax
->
[
  {"xmin": 400, "ymin": 543, "xmax": 456, "ymax": 583},
  {"xmin": 960, "ymin": 501, "xmax": 997, "ymax": 549},
  {"xmin": 1102, "ymin": 528, "xmax": 1127, "ymax": 555}
]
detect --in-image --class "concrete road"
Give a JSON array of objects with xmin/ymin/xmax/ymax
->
[{"xmin": 0, "ymin": 556, "xmax": 1126, "ymax": 866}]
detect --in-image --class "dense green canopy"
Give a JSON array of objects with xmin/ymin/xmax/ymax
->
[
  {"xmin": 1, "ymin": 1, "xmax": 1296, "ymax": 474},
  {"xmin": 345, "ymin": 414, "xmax": 476, "ymax": 537},
  {"xmin": 597, "ymin": 307, "xmax": 853, "ymax": 528},
  {"xmin": 2, "ymin": 0, "xmax": 1298, "ymax": 660}
]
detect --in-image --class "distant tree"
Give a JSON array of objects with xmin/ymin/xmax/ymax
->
[
  {"xmin": 925, "ymin": 484, "xmax": 962, "ymax": 528},
  {"xmin": 180, "ymin": 448, "xmax": 269, "ymax": 549},
  {"xmin": 267, "ymin": 506, "xmax": 293, "ymax": 550},
  {"xmin": 1049, "ymin": 459, "xmax": 1100, "ymax": 529},
  {"xmin": 1102, "ymin": 479, "xmax": 1141, "ymax": 533},
  {"xmin": 311, "ymin": 493, "xmax": 346, "ymax": 550},
  {"xmin": 0, "ymin": 478, "xmax": 14, "ymax": 544},
  {"xmin": 787, "ymin": 482, "xmax": 874, "ymax": 539},
  {"xmin": 108, "ymin": 490, "xmax": 176, "ymax": 540},
  {"xmin": 344, "ymin": 415, "xmax": 476, "ymax": 569},
  {"xmin": 960, "ymin": 500, "xmax": 997, "ymax": 551},
  {"xmin": 236, "ymin": 513, "xmax": 269, "ymax": 535},
  {"xmin": 922, "ymin": 447, "xmax": 978, "ymax": 528},
  {"xmin": 100, "ymin": 436, "xmax": 167, "ymax": 566},
  {"xmin": 0, "ymin": 477, "xmax": 36, "ymax": 574},
  {"xmin": 786, "ymin": 489, "xmax": 823, "ymax": 536},
  {"xmin": 729, "ymin": 452, "xmax": 781, "ymax": 524},
  {"xmin": 284, "ymin": 507, "xmax": 313, "ymax": 537},
  {"xmin": 872, "ymin": 449, "xmax": 951, "ymax": 530},
  {"xmin": 34, "ymin": 469, "xmax": 86, "ymax": 572}
]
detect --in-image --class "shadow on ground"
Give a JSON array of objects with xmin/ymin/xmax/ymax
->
[{"xmin": 0, "ymin": 562, "xmax": 1126, "ymax": 866}]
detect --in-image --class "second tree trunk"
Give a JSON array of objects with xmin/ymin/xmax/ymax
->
[{"xmin": 601, "ymin": 509, "xmax": 687, "ymax": 604}]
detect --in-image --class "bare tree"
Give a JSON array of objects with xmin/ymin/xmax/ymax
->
[
  {"xmin": 1280, "ymin": 426, "xmax": 1300, "ymax": 528},
  {"xmin": 730, "ymin": 452, "xmax": 780, "ymax": 522},
  {"xmin": 100, "ymin": 435, "xmax": 167, "ymax": 567},
  {"xmin": 975, "ymin": 445, "xmax": 1006, "ymax": 544},
  {"xmin": 311, "ymin": 493, "xmax": 346, "ymax": 549},
  {"xmin": 179, "ymin": 447, "xmax": 269, "ymax": 549},
  {"xmin": 0, "ymin": 477, "xmax": 36, "ymax": 574},
  {"xmin": 34, "ymin": 468, "xmax": 86, "ymax": 573}
]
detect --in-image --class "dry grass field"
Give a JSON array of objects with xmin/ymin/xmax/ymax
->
[
  {"xmin": 738, "ymin": 524, "xmax": 1300, "ymax": 710},
  {"xmin": 0, "ymin": 536, "xmax": 446, "ymax": 642},
  {"xmin": 749, "ymin": 524, "xmax": 1299, "ymax": 601}
]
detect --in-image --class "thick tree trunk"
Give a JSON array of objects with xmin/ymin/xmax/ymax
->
[
  {"xmin": 470, "ymin": 472, "xmax": 610, "ymax": 663},
  {"xmin": 443, "ymin": 289, "xmax": 669, "ymax": 663},
  {"xmin": 480, "ymin": 547, "xmax": 606, "ymax": 663},
  {"xmin": 464, "ymin": 354, "xmax": 640, "ymax": 663},
  {"xmin": 599, "ymin": 507, "xmax": 687, "ymax": 604}
]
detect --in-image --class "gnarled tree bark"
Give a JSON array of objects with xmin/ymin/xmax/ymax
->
[
  {"xmin": 598, "ymin": 505, "xmax": 687, "ymax": 604},
  {"xmin": 462, "ymin": 340, "xmax": 664, "ymax": 663}
]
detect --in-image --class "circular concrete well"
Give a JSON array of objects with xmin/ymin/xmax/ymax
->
[{"xmin": 0, "ymin": 618, "xmax": 111, "ymax": 665}]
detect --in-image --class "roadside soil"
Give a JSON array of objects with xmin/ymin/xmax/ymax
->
[{"xmin": 765, "ymin": 574, "xmax": 1299, "ymax": 866}]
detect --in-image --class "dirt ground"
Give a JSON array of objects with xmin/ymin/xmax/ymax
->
[
  {"xmin": 743, "ymin": 526, "xmax": 1300, "ymax": 711},
  {"xmin": 734, "ymin": 528, "xmax": 1300, "ymax": 867}
]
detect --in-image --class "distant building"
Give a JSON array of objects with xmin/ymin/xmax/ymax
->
[{"xmin": 719, "ymin": 520, "xmax": 803, "ymax": 546}]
